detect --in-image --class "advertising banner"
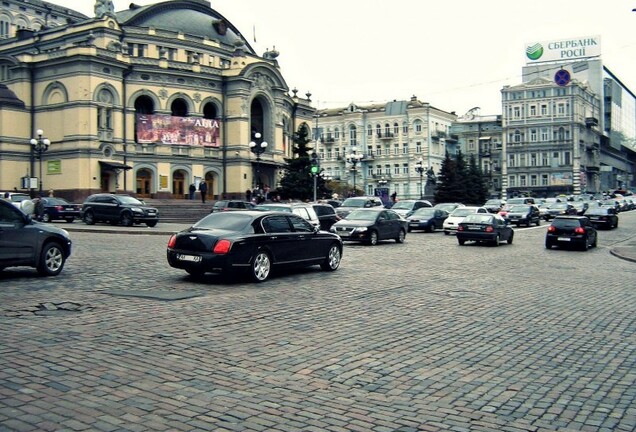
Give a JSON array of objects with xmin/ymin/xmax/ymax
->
[
  {"xmin": 525, "ymin": 36, "xmax": 601, "ymax": 64},
  {"xmin": 550, "ymin": 172, "xmax": 573, "ymax": 186},
  {"xmin": 136, "ymin": 114, "xmax": 220, "ymax": 147}
]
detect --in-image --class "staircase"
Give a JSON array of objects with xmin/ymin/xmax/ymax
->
[{"xmin": 142, "ymin": 199, "xmax": 212, "ymax": 224}]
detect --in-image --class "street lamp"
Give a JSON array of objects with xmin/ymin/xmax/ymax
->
[
  {"xmin": 415, "ymin": 157, "xmax": 425, "ymax": 198},
  {"xmin": 347, "ymin": 146, "xmax": 363, "ymax": 196},
  {"xmin": 30, "ymin": 129, "xmax": 50, "ymax": 195},
  {"xmin": 249, "ymin": 132, "xmax": 268, "ymax": 190}
]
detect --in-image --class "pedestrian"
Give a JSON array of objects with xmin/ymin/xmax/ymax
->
[
  {"xmin": 199, "ymin": 181, "xmax": 207, "ymax": 203},
  {"xmin": 189, "ymin": 183, "xmax": 196, "ymax": 200},
  {"xmin": 245, "ymin": 189, "xmax": 252, "ymax": 202},
  {"xmin": 390, "ymin": 192, "xmax": 397, "ymax": 203},
  {"xmin": 33, "ymin": 195, "xmax": 45, "ymax": 221}
]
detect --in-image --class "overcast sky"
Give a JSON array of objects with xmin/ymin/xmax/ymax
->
[{"xmin": 47, "ymin": 0, "xmax": 636, "ymax": 116}]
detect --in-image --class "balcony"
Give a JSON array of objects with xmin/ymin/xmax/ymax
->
[
  {"xmin": 324, "ymin": 137, "xmax": 335, "ymax": 144},
  {"xmin": 585, "ymin": 117, "xmax": 599, "ymax": 128},
  {"xmin": 376, "ymin": 132, "xmax": 394, "ymax": 140}
]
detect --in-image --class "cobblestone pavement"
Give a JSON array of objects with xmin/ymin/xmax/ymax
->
[{"xmin": 1, "ymin": 212, "xmax": 635, "ymax": 431}]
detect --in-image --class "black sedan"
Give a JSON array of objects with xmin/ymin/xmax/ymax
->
[
  {"xmin": 545, "ymin": 216, "xmax": 597, "ymax": 251},
  {"xmin": 584, "ymin": 207, "xmax": 618, "ymax": 229},
  {"xmin": 37, "ymin": 197, "xmax": 81, "ymax": 223},
  {"xmin": 330, "ymin": 208, "xmax": 407, "ymax": 245},
  {"xmin": 0, "ymin": 199, "xmax": 72, "ymax": 276},
  {"xmin": 456, "ymin": 213, "xmax": 514, "ymax": 246},
  {"xmin": 545, "ymin": 202, "xmax": 577, "ymax": 219},
  {"xmin": 405, "ymin": 208, "xmax": 449, "ymax": 232},
  {"xmin": 167, "ymin": 211, "xmax": 343, "ymax": 282}
]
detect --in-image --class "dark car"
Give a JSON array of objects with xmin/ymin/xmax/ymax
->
[
  {"xmin": 167, "ymin": 211, "xmax": 343, "ymax": 282},
  {"xmin": 504, "ymin": 204, "xmax": 541, "ymax": 227},
  {"xmin": 37, "ymin": 197, "xmax": 81, "ymax": 223},
  {"xmin": 211, "ymin": 200, "xmax": 254, "ymax": 213},
  {"xmin": 434, "ymin": 202, "xmax": 465, "ymax": 214},
  {"xmin": 545, "ymin": 216, "xmax": 597, "ymax": 250},
  {"xmin": 311, "ymin": 203, "xmax": 341, "ymax": 231},
  {"xmin": 0, "ymin": 199, "xmax": 72, "ymax": 276},
  {"xmin": 80, "ymin": 193, "xmax": 159, "ymax": 227},
  {"xmin": 406, "ymin": 207, "xmax": 449, "ymax": 233},
  {"xmin": 335, "ymin": 196, "xmax": 384, "ymax": 219},
  {"xmin": 585, "ymin": 207, "xmax": 618, "ymax": 229},
  {"xmin": 545, "ymin": 202, "xmax": 577, "ymax": 220},
  {"xmin": 330, "ymin": 208, "xmax": 407, "ymax": 245},
  {"xmin": 456, "ymin": 213, "xmax": 514, "ymax": 246},
  {"xmin": 389, "ymin": 199, "xmax": 432, "ymax": 218},
  {"xmin": 483, "ymin": 199, "xmax": 506, "ymax": 213},
  {"xmin": 570, "ymin": 201, "xmax": 589, "ymax": 216}
]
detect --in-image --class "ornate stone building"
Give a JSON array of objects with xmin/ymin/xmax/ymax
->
[{"xmin": 0, "ymin": 0, "xmax": 313, "ymax": 200}]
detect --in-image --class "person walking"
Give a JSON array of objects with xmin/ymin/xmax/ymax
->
[{"xmin": 199, "ymin": 181, "xmax": 208, "ymax": 203}]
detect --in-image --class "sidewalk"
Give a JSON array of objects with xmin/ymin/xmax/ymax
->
[{"xmin": 609, "ymin": 237, "xmax": 636, "ymax": 263}]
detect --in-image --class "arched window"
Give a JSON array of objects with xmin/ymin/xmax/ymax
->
[
  {"xmin": 349, "ymin": 125, "xmax": 357, "ymax": 147},
  {"xmin": 203, "ymin": 102, "xmax": 217, "ymax": 119},
  {"xmin": 171, "ymin": 98, "xmax": 188, "ymax": 117},
  {"xmin": 97, "ymin": 88, "xmax": 114, "ymax": 130},
  {"xmin": 134, "ymin": 95, "xmax": 154, "ymax": 114}
]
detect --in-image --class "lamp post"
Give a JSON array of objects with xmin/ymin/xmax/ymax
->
[
  {"xmin": 30, "ymin": 129, "xmax": 50, "ymax": 195},
  {"xmin": 249, "ymin": 132, "xmax": 268, "ymax": 191},
  {"xmin": 415, "ymin": 157, "xmax": 424, "ymax": 199},
  {"xmin": 347, "ymin": 146, "xmax": 363, "ymax": 196}
]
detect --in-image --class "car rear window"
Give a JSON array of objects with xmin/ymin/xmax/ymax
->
[
  {"xmin": 552, "ymin": 219, "xmax": 580, "ymax": 228},
  {"xmin": 462, "ymin": 214, "xmax": 493, "ymax": 224}
]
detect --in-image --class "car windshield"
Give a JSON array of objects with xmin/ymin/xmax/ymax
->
[
  {"xmin": 117, "ymin": 196, "xmax": 144, "ymax": 205},
  {"xmin": 411, "ymin": 208, "xmax": 435, "ymax": 217},
  {"xmin": 253, "ymin": 205, "xmax": 292, "ymax": 212},
  {"xmin": 9, "ymin": 194, "xmax": 30, "ymax": 202},
  {"xmin": 509, "ymin": 205, "xmax": 529, "ymax": 212},
  {"xmin": 340, "ymin": 198, "xmax": 367, "ymax": 208},
  {"xmin": 450, "ymin": 208, "xmax": 475, "ymax": 217},
  {"xmin": 46, "ymin": 198, "xmax": 69, "ymax": 205},
  {"xmin": 391, "ymin": 201, "xmax": 414, "ymax": 210},
  {"xmin": 193, "ymin": 212, "xmax": 254, "ymax": 230},
  {"xmin": 346, "ymin": 210, "xmax": 379, "ymax": 221},
  {"xmin": 463, "ymin": 214, "xmax": 493, "ymax": 224}
]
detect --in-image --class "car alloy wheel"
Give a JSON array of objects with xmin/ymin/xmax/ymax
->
[
  {"xmin": 507, "ymin": 232, "xmax": 514, "ymax": 244},
  {"xmin": 42, "ymin": 212, "xmax": 51, "ymax": 223},
  {"xmin": 396, "ymin": 229, "xmax": 406, "ymax": 243},
  {"xmin": 37, "ymin": 242, "xmax": 66, "ymax": 276},
  {"xmin": 320, "ymin": 243, "xmax": 341, "ymax": 271},
  {"xmin": 121, "ymin": 212, "xmax": 134, "ymax": 227},
  {"xmin": 492, "ymin": 234, "xmax": 500, "ymax": 247},
  {"xmin": 83, "ymin": 210, "xmax": 95, "ymax": 225},
  {"xmin": 251, "ymin": 250, "xmax": 271, "ymax": 282},
  {"xmin": 368, "ymin": 230, "xmax": 378, "ymax": 246}
]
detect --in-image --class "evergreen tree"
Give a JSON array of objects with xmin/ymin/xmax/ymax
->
[
  {"xmin": 453, "ymin": 150, "xmax": 468, "ymax": 203},
  {"xmin": 465, "ymin": 154, "xmax": 489, "ymax": 205},
  {"xmin": 277, "ymin": 124, "xmax": 330, "ymax": 200},
  {"xmin": 434, "ymin": 151, "xmax": 457, "ymax": 203}
]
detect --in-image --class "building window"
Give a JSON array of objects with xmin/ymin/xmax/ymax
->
[
  {"xmin": 158, "ymin": 46, "xmax": 177, "ymax": 61},
  {"xmin": 519, "ymin": 154, "xmax": 526, "ymax": 167},
  {"xmin": 335, "ymin": 128, "xmax": 340, "ymax": 139},
  {"xmin": 542, "ymin": 152, "xmax": 549, "ymax": 166},
  {"xmin": 393, "ymin": 122, "xmax": 399, "ymax": 135},
  {"xmin": 393, "ymin": 143, "xmax": 399, "ymax": 155},
  {"xmin": 349, "ymin": 125, "xmax": 357, "ymax": 146},
  {"xmin": 540, "ymin": 128, "xmax": 549, "ymax": 141},
  {"xmin": 375, "ymin": 145, "xmax": 381, "ymax": 156},
  {"xmin": 128, "ymin": 44, "xmax": 147, "ymax": 57},
  {"xmin": 513, "ymin": 106, "xmax": 521, "ymax": 118},
  {"xmin": 384, "ymin": 146, "xmax": 390, "ymax": 156},
  {"xmin": 557, "ymin": 103, "xmax": 565, "ymax": 115},
  {"xmin": 0, "ymin": 64, "xmax": 9, "ymax": 81},
  {"xmin": 564, "ymin": 151, "xmax": 571, "ymax": 165},
  {"xmin": 186, "ymin": 50, "xmax": 200, "ymax": 63},
  {"xmin": 334, "ymin": 148, "xmax": 340, "ymax": 159},
  {"xmin": 520, "ymin": 175, "xmax": 526, "ymax": 187},
  {"xmin": 541, "ymin": 104, "xmax": 548, "ymax": 115},
  {"xmin": 367, "ymin": 145, "xmax": 373, "ymax": 156},
  {"xmin": 376, "ymin": 124, "xmax": 381, "ymax": 137},
  {"xmin": 509, "ymin": 176, "xmax": 516, "ymax": 187},
  {"xmin": 530, "ymin": 105, "xmax": 537, "ymax": 116},
  {"xmin": 384, "ymin": 165, "xmax": 391, "ymax": 175},
  {"xmin": 468, "ymin": 139, "xmax": 475, "ymax": 151},
  {"xmin": 402, "ymin": 122, "xmax": 408, "ymax": 134},
  {"xmin": 530, "ymin": 129, "xmax": 537, "ymax": 142},
  {"xmin": 0, "ymin": 18, "xmax": 10, "ymax": 39},
  {"xmin": 531, "ymin": 175, "xmax": 537, "ymax": 186},
  {"xmin": 402, "ymin": 143, "xmax": 408, "ymax": 154},
  {"xmin": 402, "ymin": 164, "xmax": 409, "ymax": 174},
  {"xmin": 514, "ymin": 130, "xmax": 521, "ymax": 143},
  {"xmin": 367, "ymin": 166, "xmax": 373, "ymax": 177},
  {"xmin": 367, "ymin": 124, "xmax": 373, "ymax": 137},
  {"xmin": 415, "ymin": 141, "xmax": 422, "ymax": 153},
  {"xmin": 375, "ymin": 165, "xmax": 382, "ymax": 175},
  {"xmin": 394, "ymin": 164, "xmax": 399, "ymax": 175},
  {"xmin": 530, "ymin": 153, "xmax": 537, "ymax": 166},
  {"xmin": 414, "ymin": 121, "xmax": 422, "ymax": 133},
  {"xmin": 542, "ymin": 174, "xmax": 549, "ymax": 186},
  {"xmin": 508, "ymin": 154, "xmax": 515, "ymax": 167}
]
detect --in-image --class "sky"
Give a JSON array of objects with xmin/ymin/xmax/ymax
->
[{"xmin": 47, "ymin": 0, "xmax": 636, "ymax": 116}]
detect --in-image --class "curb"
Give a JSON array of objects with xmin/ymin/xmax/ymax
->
[{"xmin": 609, "ymin": 247, "xmax": 636, "ymax": 264}]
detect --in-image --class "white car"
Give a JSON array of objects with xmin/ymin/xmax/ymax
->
[{"xmin": 443, "ymin": 206, "xmax": 489, "ymax": 235}]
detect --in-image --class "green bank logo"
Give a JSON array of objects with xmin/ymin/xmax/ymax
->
[{"xmin": 526, "ymin": 43, "xmax": 544, "ymax": 60}]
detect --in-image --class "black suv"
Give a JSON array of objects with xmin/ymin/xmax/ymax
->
[
  {"xmin": 0, "ymin": 199, "xmax": 72, "ymax": 276},
  {"xmin": 505, "ymin": 204, "xmax": 541, "ymax": 227},
  {"xmin": 311, "ymin": 202, "xmax": 340, "ymax": 231},
  {"xmin": 81, "ymin": 194, "xmax": 159, "ymax": 227},
  {"xmin": 545, "ymin": 216, "xmax": 597, "ymax": 251}
]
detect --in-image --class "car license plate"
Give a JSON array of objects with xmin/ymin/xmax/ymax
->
[
  {"xmin": 467, "ymin": 225, "xmax": 480, "ymax": 230},
  {"xmin": 557, "ymin": 237, "xmax": 571, "ymax": 242},
  {"xmin": 409, "ymin": 222, "xmax": 419, "ymax": 226},
  {"xmin": 177, "ymin": 254, "xmax": 202, "ymax": 262}
]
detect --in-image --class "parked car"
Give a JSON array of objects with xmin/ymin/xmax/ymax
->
[
  {"xmin": 433, "ymin": 202, "xmax": 465, "ymax": 214},
  {"xmin": 389, "ymin": 199, "xmax": 432, "ymax": 218},
  {"xmin": 253, "ymin": 202, "xmax": 320, "ymax": 227},
  {"xmin": 0, "ymin": 199, "xmax": 72, "ymax": 276},
  {"xmin": 483, "ymin": 199, "xmax": 506, "ymax": 213},
  {"xmin": 211, "ymin": 200, "xmax": 254, "ymax": 213},
  {"xmin": 330, "ymin": 208, "xmax": 407, "ymax": 245},
  {"xmin": 37, "ymin": 197, "xmax": 81, "ymax": 223},
  {"xmin": 545, "ymin": 216, "xmax": 597, "ymax": 251},
  {"xmin": 443, "ymin": 206, "xmax": 489, "ymax": 235},
  {"xmin": 1, "ymin": 192, "xmax": 32, "ymax": 212},
  {"xmin": 504, "ymin": 204, "xmax": 541, "ymax": 227},
  {"xmin": 311, "ymin": 202, "xmax": 341, "ymax": 231},
  {"xmin": 167, "ymin": 211, "xmax": 343, "ymax": 282},
  {"xmin": 456, "ymin": 213, "xmax": 514, "ymax": 246},
  {"xmin": 80, "ymin": 193, "xmax": 159, "ymax": 227},
  {"xmin": 405, "ymin": 208, "xmax": 449, "ymax": 233},
  {"xmin": 585, "ymin": 207, "xmax": 619, "ymax": 229},
  {"xmin": 544, "ymin": 202, "xmax": 577, "ymax": 220},
  {"xmin": 336, "ymin": 196, "xmax": 384, "ymax": 219}
]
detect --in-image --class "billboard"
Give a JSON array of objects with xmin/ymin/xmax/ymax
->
[
  {"xmin": 136, "ymin": 114, "xmax": 220, "ymax": 147},
  {"xmin": 525, "ymin": 36, "xmax": 601, "ymax": 64}
]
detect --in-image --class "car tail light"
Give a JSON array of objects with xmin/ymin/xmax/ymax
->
[
  {"xmin": 457, "ymin": 225, "xmax": 464, "ymax": 231},
  {"xmin": 547, "ymin": 226, "xmax": 556, "ymax": 232},
  {"xmin": 574, "ymin": 227, "xmax": 585, "ymax": 234},
  {"xmin": 55, "ymin": 205, "xmax": 64, "ymax": 211},
  {"xmin": 167, "ymin": 235, "xmax": 176, "ymax": 248},
  {"xmin": 485, "ymin": 226, "xmax": 494, "ymax": 232},
  {"xmin": 213, "ymin": 239, "xmax": 231, "ymax": 254}
]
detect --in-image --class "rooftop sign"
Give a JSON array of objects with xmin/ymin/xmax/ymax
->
[{"xmin": 525, "ymin": 36, "xmax": 601, "ymax": 64}]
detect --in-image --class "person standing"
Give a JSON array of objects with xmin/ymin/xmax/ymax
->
[
  {"xmin": 189, "ymin": 183, "xmax": 196, "ymax": 200},
  {"xmin": 199, "ymin": 181, "xmax": 208, "ymax": 203}
]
